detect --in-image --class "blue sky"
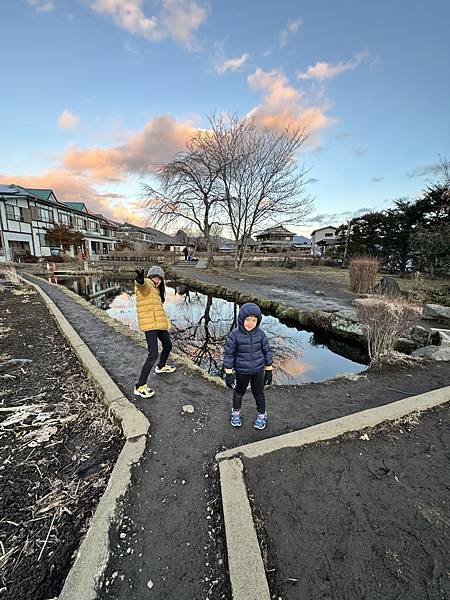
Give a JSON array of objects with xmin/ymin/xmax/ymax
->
[{"xmin": 1, "ymin": 0, "xmax": 449, "ymax": 236}]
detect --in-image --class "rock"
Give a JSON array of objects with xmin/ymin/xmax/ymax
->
[
  {"xmin": 395, "ymin": 337, "xmax": 421, "ymax": 353},
  {"xmin": 411, "ymin": 346, "xmax": 450, "ymax": 361},
  {"xmin": 352, "ymin": 297, "xmax": 384, "ymax": 307},
  {"xmin": 182, "ymin": 404, "xmax": 195, "ymax": 414},
  {"xmin": 329, "ymin": 315, "xmax": 365, "ymax": 339},
  {"xmin": 422, "ymin": 304, "xmax": 450, "ymax": 324},
  {"xmin": 429, "ymin": 328, "xmax": 450, "ymax": 347},
  {"xmin": 314, "ymin": 290, "xmax": 326, "ymax": 296},
  {"xmin": 409, "ymin": 325, "xmax": 430, "ymax": 346},
  {"xmin": 374, "ymin": 275, "xmax": 402, "ymax": 298},
  {"xmin": 333, "ymin": 309, "xmax": 359, "ymax": 322}
]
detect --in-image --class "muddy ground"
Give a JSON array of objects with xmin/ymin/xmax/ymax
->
[
  {"xmin": 19, "ymin": 274, "xmax": 450, "ymax": 600},
  {"xmin": 245, "ymin": 404, "xmax": 450, "ymax": 600},
  {"xmin": 0, "ymin": 276, "xmax": 122, "ymax": 600}
]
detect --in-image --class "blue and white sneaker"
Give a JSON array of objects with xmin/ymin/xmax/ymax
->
[
  {"xmin": 231, "ymin": 410, "xmax": 242, "ymax": 427},
  {"xmin": 254, "ymin": 412, "xmax": 267, "ymax": 430}
]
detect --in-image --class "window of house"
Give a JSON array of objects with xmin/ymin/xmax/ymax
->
[
  {"xmin": 38, "ymin": 233, "xmax": 48, "ymax": 247},
  {"xmin": 76, "ymin": 218, "xmax": 86, "ymax": 230},
  {"xmin": 58, "ymin": 211, "xmax": 71, "ymax": 226},
  {"xmin": 38, "ymin": 207, "xmax": 53, "ymax": 222},
  {"xmin": 6, "ymin": 204, "xmax": 22, "ymax": 221},
  {"xmin": 324, "ymin": 232, "xmax": 334, "ymax": 237}
]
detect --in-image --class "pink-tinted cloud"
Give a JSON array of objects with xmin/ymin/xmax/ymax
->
[
  {"xmin": 297, "ymin": 51, "xmax": 368, "ymax": 81},
  {"xmin": 214, "ymin": 53, "xmax": 249, "ymax": 75},
  {"xmin": 247, "ymin": 68, "xmax": 335, "ymax": 145},
  {"xmin": 88, "ymin": 0, "xmax": 207, "ymax": 50},
  {"xmin": 0, "ymin": 170, "xmax": 143, "ymax": 223},
  {"xmin": 63, "ymin": 115, "xmax": 198, "ymax": 181},
  {"xmin": 58, "ymin": 109, "xmax": 79, "ymax": 129}
]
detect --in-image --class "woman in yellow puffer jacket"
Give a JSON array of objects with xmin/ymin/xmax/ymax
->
[{"xmin": 134, "ymin": 265, "xmax": 176, "ymax": 398}]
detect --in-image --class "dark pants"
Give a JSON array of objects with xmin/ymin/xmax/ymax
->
[
  {"xmin": 233, "ymin": 369, "xmax": 266, "ymax": 414},
  {"xmin": 136, "ymin": 330, "xmax": 172, "ymax": 387}
]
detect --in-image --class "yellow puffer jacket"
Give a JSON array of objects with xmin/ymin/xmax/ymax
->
[{"xmin": 135, "ymin": 279, "xmax": 171, "ymax": 332}]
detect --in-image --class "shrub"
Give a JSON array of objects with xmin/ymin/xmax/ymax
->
[
  {"xmin": 22, "ymin": 254, "xmax": 38, "ymax": 263},
  {"xmin": 356, "ymin": 299, "xmax": 421, "ymax": 361},
  {"xmin": 349, "ymin": 256, "xmax": 380, "ymax": 294}
]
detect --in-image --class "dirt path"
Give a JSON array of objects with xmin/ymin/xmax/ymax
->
[
  {"xmin": 173, "ymin": 265, "xmax": 357, "ymax": 313},
  {"xmin": 245, "ymin": 404, "xmax": 450, "ymax": 600},
  {"xmin": 23, "ymin": 276, "xmax": 450, "ymax": 600}
]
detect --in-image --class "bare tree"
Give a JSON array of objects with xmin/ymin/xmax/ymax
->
[
  {"xmin": 207, "ymin": 114, "xmax": 314, "ymax": 271},
  {"xmin": 143, "ymin": 129, "xmax": 223, "ymax": 268}
]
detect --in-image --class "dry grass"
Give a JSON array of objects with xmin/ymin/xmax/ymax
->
[
  {"xmin": 349, "ymin": 257, "xmax": 381, "ymax": 294},
  {"xmin": 1, "ymin": 267, "xmax": 22, "ymax": 286},
  {"xmin": 356, "ymin": 299, "xmax": 421, "ymax": 361}
]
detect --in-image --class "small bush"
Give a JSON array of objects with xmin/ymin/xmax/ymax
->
[
  {"xmin": 356, "ymin": 299, "xmax": 421, "ymax": 361},
  {"xmin": 349, "ymin": 256, "xmax": 380, "ymax": 294},
  {"xmin": 22, "ymin": 254, "xmax": 38, "ymax": 263}
]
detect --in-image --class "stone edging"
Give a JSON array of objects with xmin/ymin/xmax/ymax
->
[
  {"xmin": 216, "ymin": 386, "xmax": 450, "ymax": 599},
  {"xmin": 19, "ymin": 275, "xmax": 149, "ymax": 600}
]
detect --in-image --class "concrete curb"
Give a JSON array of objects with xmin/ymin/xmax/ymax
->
[
  {"xmin": 19, "ymin": 274, "xmax": 150, "ymax": 600},
  {"xmin": 217, "ymin": 385, "xmax": 450, "ymax": 460},
  {"xmin": 219, "ymin": 459, "xmax": 271, "ymax": 600},
  {"xmin": 216, "ymin": 386, "xmax": 450, "ymax": 598}
]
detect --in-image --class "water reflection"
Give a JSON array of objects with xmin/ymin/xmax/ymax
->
[{"xmin": 49, "ymin": 275, "xmax": 367, "ymax": 385}]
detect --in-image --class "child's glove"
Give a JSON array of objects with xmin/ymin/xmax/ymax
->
[
  {"xmin": 225, "ymin": 372, "xmax": 235, "ymax": 389},
  {"xmin": 135, "ymin": 269, "xmax": 145, "ymax": 285},
  {"xmin": 264, "ymin": 369, "xmax": 273, "ymax": 386}
]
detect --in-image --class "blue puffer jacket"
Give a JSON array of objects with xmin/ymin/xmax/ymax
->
[{"xmin": 223, "ymin": 303, "xmax": 273, "ymax": 375}]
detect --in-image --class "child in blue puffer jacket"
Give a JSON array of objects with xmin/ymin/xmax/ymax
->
[{"xmin": 223, "ymin": 303, "xmax": 273, "ymax": 430}]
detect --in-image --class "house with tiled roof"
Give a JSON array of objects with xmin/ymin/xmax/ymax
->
[{"xmin": 0, "ymin": 184, "xmax": 117, "ymax": 262}]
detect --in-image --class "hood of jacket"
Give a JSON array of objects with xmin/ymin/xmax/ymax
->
[{"xmin": 238, "ymin": 303, "xmax": 262, "ymax": 332}]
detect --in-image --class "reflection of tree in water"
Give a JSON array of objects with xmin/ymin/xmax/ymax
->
[
  {"xmin": 170, "ymin": 295, "xmax": 238, "ymax": 376},
  {"xmin": 310, "ymin": 332, "xmax": 369, "ymax": 365},
  {"xmin": 261, "ymin": 321, "xmax": 310, "ymax": 385}
]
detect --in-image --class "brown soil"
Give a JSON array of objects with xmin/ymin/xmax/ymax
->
[
  {"xmin": 0, "ymin": 276, "xmax": 123, "ymax": 600},
  {"xmin": 245, "ymin": 404, "xmax": 450, "ymax": 600}
]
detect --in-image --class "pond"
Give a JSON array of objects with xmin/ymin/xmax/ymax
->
[{"xmin": 46, "ymin": 274, "xmax": 368, "ymax": 385}]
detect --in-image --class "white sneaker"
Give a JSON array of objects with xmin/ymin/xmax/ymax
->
[
  {"xmin": 155, "ymin": 365, "xmax": 176, "ymax": 374},
  {"xmin": 134, "ymin": 384, "xmax": 155, "ymax": 398}
]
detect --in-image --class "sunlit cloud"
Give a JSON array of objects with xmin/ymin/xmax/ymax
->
[
  {"xmin": 62, "ymin": 115, "xmax": 198, "ymax": 181},
  {"xmin": 297, "ymin": 51, "xmax": 368, "ymax": 81},
  {"xmin": 0, "ymin": 169, "xmax": 143, "ymax": 223},
  {"xmin": 214, "ymin": 52, "xmax": 249, "ymax": 75},
  {"xmin": 58, "ymin": 109, "xmax": 80, "ymax": 130},
  {"xmin": 87, "ymin": 0, "xmax": 207, "ymax": 50},
  {"xmin": 247, "ymin": 67, "xmax": 336, "ymax": 145}
]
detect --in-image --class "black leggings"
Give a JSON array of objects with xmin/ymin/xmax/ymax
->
[
  {"xmin": 136, "ymin": 330, "xmax": 172, "ymax": 387},
  {"xmin": 232, "ymin": 369, "xmax": 266, "ymax": 414}
]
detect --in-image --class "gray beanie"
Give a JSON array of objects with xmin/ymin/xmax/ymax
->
[{"xmin": 147, "ymin": 265, "xmax": 165, "ymax": 279}]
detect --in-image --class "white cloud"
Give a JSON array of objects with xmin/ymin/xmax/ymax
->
[
  {"xmin": 88, "ymin": 0, "xmax": 207, "ymax": 50},
  {"xmin": 58, "ymin": 109, "xmax": 80, "ymax": 130},
  {"xmin": 27, "ymin": 0, "xmax": 55, "ymax": 11},
  {"xmin": 215, "ymin": 52, "xmax": 249, "ymax": 75},
  {"xmin": 279, "ymin": 18, "xmax": 302, "ymax": 47},
  {"xmin": 247, "ymin": 67, "xmax": 336, "ymax": 146},
  {"xmin": 297, "ymin": 51, "xmax": 368, "ymax": 81}
]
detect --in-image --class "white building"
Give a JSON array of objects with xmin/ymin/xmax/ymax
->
[
  {"xmin": 0, "ymin": 185, "xmax": 117, "ymax": 262},
  {"xmin": 310, "ymin": 226, "xmax": 337, "ymax": 256}
]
